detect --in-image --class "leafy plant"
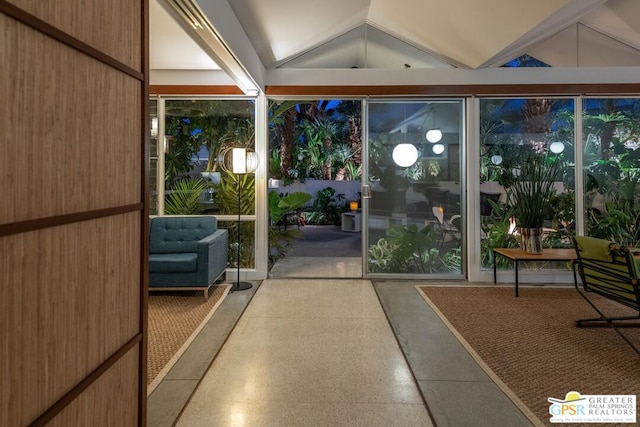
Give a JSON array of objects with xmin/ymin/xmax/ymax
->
[
  {"xmin": 216, "ymin": 174, "xmax": 256, "ymax": 268},
  {"xmin": 368, "ymin": 238, "xmax": 398, "ymax": 273},
  {"xmin": 217, "ymin": 174, "xmax": 255, "ymax": 215},
  {"xmin": 266, "ymin": 191, "xmax": 313, "ymax": 268},
  {"xmin": 587, "ymin": 191, "xmax": 640, "ymax": 247},
  {"xmin": 481, "ymin": 198, "xmax": 518, "ymax": 268},
  {"xmin": 508, "ymin": 154, "xmax": 559, "ymax": 229},
  {"xmin": 368, "ymin": 224, "xmax": 445, "ymax": 273},
  {"xmin": 268, "ymin": 225, "xmax": 301, "ymax": 269},
  {"xmin": 164, "ymin": 177, "xmax": 207, "ymax": 215},
  {"xmin": 442, "ymin": 247, "xmax": 462, "ymax": 272},
  {"xmin": 268, "ymin": 191, "xmax": 312, "ymax": 224},
  {"xmin": 303, "ymin": 187, "xmax": 346, "ymax": 225}
]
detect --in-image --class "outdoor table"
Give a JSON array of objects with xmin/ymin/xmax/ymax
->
[{"xmin": 493, "ymin": 248, "xmax": 577, "ymax": 297}]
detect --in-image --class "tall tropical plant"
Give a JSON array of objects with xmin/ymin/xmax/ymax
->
[
  {"xmin": 217, "ymin": 174, "xmax": 255, "ymax": 215},
  {"xmin": 164, "ymin": 177, "xmax": 207, "ymax": 215},
  {"xmin": 300, "ymin": 117, "xmax": 338, "ymax": 179},
  {"xmin": 508, "ymin": 153, "xmax": 559, "ymax": 229},
  {"xmin": 267, "ymin": 191, "xmax": 311, "ymax": 268}
]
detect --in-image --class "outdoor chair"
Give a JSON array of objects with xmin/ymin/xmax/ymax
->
[
  {"xmin": 572, "ymin": 235, "xmax": 640, "ymax": 355},
  {"xmin": 432, "ymin": 206, "xmax": 460, "ymax": 247}
]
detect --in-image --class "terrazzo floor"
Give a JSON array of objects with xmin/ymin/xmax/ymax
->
[{"xmin": 147, "ymin": 227, "xmax": 536, "ymax": 427}]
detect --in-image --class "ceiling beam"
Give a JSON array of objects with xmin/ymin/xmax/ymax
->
[
  {"xmin": 157, "ymin": 0, "xmax": 265, "ymax": 94},
  {"xmin": 266, "ymin": 66, "xmax": 640, "ymax": 89}
]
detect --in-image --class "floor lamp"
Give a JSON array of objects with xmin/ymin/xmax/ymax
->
[{"xmin": 219, "ymin": 146, "xmax": 259, "ymax": 291}]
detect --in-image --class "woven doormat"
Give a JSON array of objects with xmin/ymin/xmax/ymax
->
[{"xmin": 147, "ymin": 285, "xmax": 230, "ymax": 395}]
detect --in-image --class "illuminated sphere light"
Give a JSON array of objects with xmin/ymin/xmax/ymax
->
[
  {"xmin": 432, "ymin": 143, "xmax": 445, "ymax": 155},
  {"xmin": 491, "ymin": 154, "xmax": 503, "ymax": 165},
  {"xmin": 219, "ymin": 146, "xmax": 259, "ymax": 174},
  {"xmin": 392, "ymin": 143, "xmax": 419, "ymax": 167},
  {"xmin": 549, "ymin": 141, "xmax": 565, "ymax": 154},
  {"xmin": 426, "ymin": 129, "xmax": 442, "ymax": 143}
]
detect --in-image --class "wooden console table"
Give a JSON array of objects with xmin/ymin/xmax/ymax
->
[{"xmin": 493, "ymin": 248, "xmax": 577, "ymax": 297}]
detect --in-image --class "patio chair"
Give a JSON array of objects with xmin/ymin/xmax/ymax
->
[
  {"xmin": 432, "ymin": 206, "xmax": 460, "ymax": 246},
  {"xmin": 572, "ymin": 235, "xmax": 640, "ymax": 355}
]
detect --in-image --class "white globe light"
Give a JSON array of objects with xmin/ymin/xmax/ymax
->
[
  {"xmin": 432, "ymin": 144, "xmax": 445, "ymax": 155},
  {"xmin": 549, "ymin": 141, "xmax": 565, "ymax": 154},
  {"xmin": 491, "ymin": 154, "xmax": 503, "ymax": 165},
  {"xmin": 392, "ymin": 143, "xmax": 419, "ymax": 167},
  {"xmin": 426, "ymin": 129, "xmax": 442, "ymax": 143}
]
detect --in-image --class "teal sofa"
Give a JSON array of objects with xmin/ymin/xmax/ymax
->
[{"xmin": 149, "ymin": 216, "xmax": 228, "ymax": 299}]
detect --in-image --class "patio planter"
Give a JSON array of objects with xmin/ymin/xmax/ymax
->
[{"xmin": 519, "ymin": 227, "xmax": 543, "ymax": 254}]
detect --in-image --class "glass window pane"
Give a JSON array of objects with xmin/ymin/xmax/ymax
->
[
  {"xmin": 583, "ymin": 98, "xmax": 640, "ymax": 246},
  {"xmin": 160, "ymin": 99, "xmax": 256, "ymax": 271},
  {"xmin": 367, "ymin": 100, "xmax": 463, "ymax": 275},
  {"xmin": 163, "ymin": 99, "xmax": 255, "ymax": 216},
  {"xmin": 266, "ymin": 99, "xmax": 363, "ymax": 270},
  {"xmin": 479, "ymin": 98, "xmax": 576, "ymax": 270}
]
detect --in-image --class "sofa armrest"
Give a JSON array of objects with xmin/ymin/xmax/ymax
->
[{"xmin": 196, "ymin": 229, "xmax": 229, "ymax": 284}]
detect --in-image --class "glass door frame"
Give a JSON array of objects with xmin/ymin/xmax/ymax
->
[{"xmin": 362, "ymin": 97, "xmax": 467, "ymax": 280}]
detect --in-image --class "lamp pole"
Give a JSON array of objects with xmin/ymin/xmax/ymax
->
[
  {"xmin": 233, "ymin": 173, "xmax": 252, "ymax": 291},
  {"xmin": 219, "ymin": 146, "xmax": 258, "ymax": 292}
]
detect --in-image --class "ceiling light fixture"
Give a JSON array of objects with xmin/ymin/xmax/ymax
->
[
  {"xmin": 426, "ymin": 129, "xmax": 442, "ymax": 143},
  {"xmin": 393, "ymin": 143, "xmax": 419, "ymax": 167},
  {"xmin": 549, "ymin": 141, "xmax": 565, "ymax": 154}
]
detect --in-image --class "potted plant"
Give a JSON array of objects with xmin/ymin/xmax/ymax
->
[{"xmin": 508, "ymin": 153, "xmax": 559, "ymax": 253}]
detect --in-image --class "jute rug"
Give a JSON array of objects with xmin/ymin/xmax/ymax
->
[
  {"xmin": 147, "ymin": 285, "xmax": 230, "ymax": 395},
  {"xmin": 418, "ymin": 285, "xmax": 640, "ymax": 427}
]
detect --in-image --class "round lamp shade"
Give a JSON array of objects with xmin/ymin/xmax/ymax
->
[
  {"xmin": 219, "ymin": 146, "xmax": 259, "ymax": 174},
  {"xmin": 426, "ymin": 129, "xmax": 442, "ymax": 143},
  {"xmin": 392, "ymin": 143, "xmax": 418, "ymax": 167},
  {"xmin": 432, "ymin": 143, "xmax": 445, "ymax": 155},
  {"xmin": 491, "ymin": 154, "xmax": 503, "ymax": 165},
  {"xmin": 549, "ymin": 141, "xmax": 565, "ymax": 154}
]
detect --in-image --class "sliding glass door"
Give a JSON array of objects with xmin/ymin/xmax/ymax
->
[{"xmin": 364, "ymin": 99, "xmax": 465, "ymax": 277}]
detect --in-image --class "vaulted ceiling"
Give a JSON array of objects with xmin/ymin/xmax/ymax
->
[{"xmin": 150, "ymin": 0, "xmax": 640, "ymax": 87}]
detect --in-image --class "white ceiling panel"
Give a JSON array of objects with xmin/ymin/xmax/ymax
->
[
  {"xmin": 528, "ymin": 24, "xmax": 640, "ymax": 67},
  {"xmin": 150, "ymin": 0, "xmax": 219, "ymax": 70},
  {"xmin": 228, "ymin": 0, "xmax": 371, "ymax": 67},
  {"xmin": 150, "ymin": 0, "xmax": 640, "ymax": 83}
]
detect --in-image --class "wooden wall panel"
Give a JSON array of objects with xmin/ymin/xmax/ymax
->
[
  {"xmin": 49, "ymin": 348, "xmax": 140, "ymax": 427},
  {"xmin": 1, "ymin": 16, "xmax": 141, "ymax": 225},
  {"xmin": 7, "ymin": 0, "xmax": 141, "ymax": 70},
  {"xmin": 0, "ymin": 213, "xmax": 141, "ymax": 426},
  {"xmin": 2, "ymin": 0, "xmax": 147, "ymax": 423}
]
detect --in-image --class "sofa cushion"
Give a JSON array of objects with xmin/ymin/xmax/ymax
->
[
  {"xmin": 149, "ymin": 253, "xmax": 198, "ymax": 273},
  {"xmin": 149, "ymin": 216, "xmax": 218, "ymax": 254}
]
